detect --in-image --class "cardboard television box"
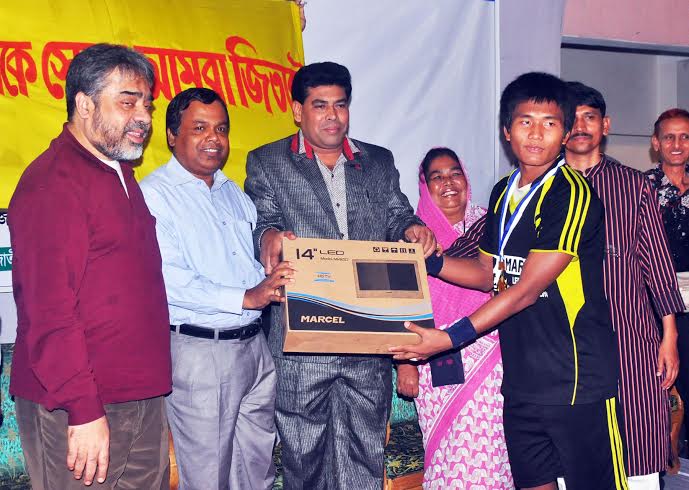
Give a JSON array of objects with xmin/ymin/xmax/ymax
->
[{"xmin": 281, "ymin": 237, "xmax": 435, "ymax": 354}]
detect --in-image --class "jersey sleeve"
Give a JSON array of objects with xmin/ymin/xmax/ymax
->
[{"xmin": 531, "ymin": 166, "xmax": 598, "ymax": 256}]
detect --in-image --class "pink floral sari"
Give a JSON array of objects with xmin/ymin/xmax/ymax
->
[{"xmin": 416, "ymin": 158, "xmax": 513, "ymax": 489}]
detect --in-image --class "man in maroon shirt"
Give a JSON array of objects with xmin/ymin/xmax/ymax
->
[{"xmin": 9, "ymin": 44, "xmax": 172, "ymax": 489}]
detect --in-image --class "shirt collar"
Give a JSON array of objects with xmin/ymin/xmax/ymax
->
[
  {"xmin": 290, "ymin": 130, "xmax": 360, "ymax": 161},
  {"xmin": 166, "ymin": 154, "xmax": 229, "ymax": 189},
  {"xmin": 582, "ymin": 153, "xmax": 608, "ymax": 179}
]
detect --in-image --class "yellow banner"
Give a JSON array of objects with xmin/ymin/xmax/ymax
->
[{"xmin": 0, "ymin": 0, "xmax": 303, "ymax": 207}]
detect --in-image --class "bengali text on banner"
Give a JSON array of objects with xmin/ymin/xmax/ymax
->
[{"xmin": 0, "ymin": 0, "xmax": 304, "ymax": 207}]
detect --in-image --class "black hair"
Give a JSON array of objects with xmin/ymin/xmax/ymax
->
[
  {"xmin": 166, "ymin": 88, "xmax": 229, "ymax": 136},
  {"xmin": 499, "ymin": 72, "xmax": 575, "ymax": 134},
  {"xmin": 420, "ymin": 147, "xmax": 461, "ymax": 180},
  {"xmin": 566, "ymin": 81, "xmax": 607, "ymax": 117},
  {"xmin": 65, "ymin": 43, "xmax": 154, "ymax": 120},
  {"xmin": 291, "ymin": 62, "xmax": 352, "ymax": 104}
]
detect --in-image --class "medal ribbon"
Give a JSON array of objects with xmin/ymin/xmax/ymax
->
[{"xmin": 497, "ymin": 158, "xmax": 565, "ymax": 259}]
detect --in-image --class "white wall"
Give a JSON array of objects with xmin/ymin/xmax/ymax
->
[
  {"xmin": 302, "ymin": 1, "xmax": 497, "ymax": 208},
  {"xmin": 561, "ymin": 47, "xmax": 689, "ymax": 171}
]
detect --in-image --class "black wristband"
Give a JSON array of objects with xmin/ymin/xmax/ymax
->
[
  {"xmin": 446, "ymin": 316, "xmax": 477, "ymax": 349},
  {"xmin": 425, "ymin": 253, "xmax": 444, "ymax": 276}
]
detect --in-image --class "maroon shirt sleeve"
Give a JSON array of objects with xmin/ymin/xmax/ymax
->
[{"xmin": 10, "ymin": 172, "xmax": 104, "ymax": 425}]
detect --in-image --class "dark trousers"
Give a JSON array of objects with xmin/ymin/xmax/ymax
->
[
  {"xmin": 15, "ymin": 396, "xmax": 170, "ymax": 490},
  {"xmin": 275, "ymin": 356, "xmax": 392, "ymax": 490}
]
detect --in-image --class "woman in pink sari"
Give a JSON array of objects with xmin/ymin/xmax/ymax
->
[{"xmin": 397, "ymin": 148, "xmax": 513, "ymax": 489}]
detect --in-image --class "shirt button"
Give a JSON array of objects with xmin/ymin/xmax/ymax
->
[
  {"xmin": 242, "ymin": 280, "xmax": 246, "ymax": 285},
  {"xmin": 232, "ymin": 251, "xmax": 237, "ymax": 256},
  {"xmin": 222, "ymin": 221, "xmax": 226, "ymax": 225},
  {"xmin": 336, "ymin": 203, "xmax": 340, "ymax": 207}
]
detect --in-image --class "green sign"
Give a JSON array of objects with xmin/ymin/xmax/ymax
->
[{"xmin": 0, "ymin": 247, "xmax": 11, "ymax": 271}]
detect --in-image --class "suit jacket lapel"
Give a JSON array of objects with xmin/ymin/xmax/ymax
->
[
  {"xmin": 291, "ymin": 152, "xmax": 339, "ymax": 231},
  {"xmin": 345, "ymin": 151, "xmax": 369, "ymax": 238}
]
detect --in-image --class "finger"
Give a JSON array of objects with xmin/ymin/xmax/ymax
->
[
  {"xmin": 392, "ymin": 352, "xmax": 425, "ymax": 361},
  {"xmin": 668, "ymin": 365, "xmax": 679, "ymax": 387},
  {"xmin": 83, "ymin": 449, "xmax": 98, "ymax": 485},
  {"xmin": 285, "ymin": 231, "xmax": 297, "ymax": 240},
  {"xmin": 269, "ymin": 294, "xmax": 285, "ymax": 303},
  {"xmin": 95, "ymin": 445, "xmax": 109, "ymax": 484},
  {"xmin": 263, "ymin": 255, "xmax": 273, "ymax": 275},
  {"xmin": 66, "ymin": 438, "xmax": 78, "ymax": 470},
  {"xmin": 403, "ymin": 321, "xmax": 426, "ymax": 336},
  {"xmin": 663, "ymin": 362, "xmax": 678, "ymax": 389},
  {"xmin": 388, "ymin": 342, "xmax": 422, "ymax": 353},
  {"xmin": 73, "ymin": 445, "xmax": 88, "ymax": 479}
]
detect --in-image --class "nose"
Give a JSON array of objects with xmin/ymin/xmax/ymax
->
[
  {"xmin": 573, "ymin": 116, "xmax": 585, "ymax": 133},
  {"xmin": 205, "ymin": 129, "xmax": 219, "ymax": 142},
  {"xmin": 134, "ymin": 102, "xmax": 152, "ymax": 125},
  {"xmin": 528, "ymin": 124, "xmax": 543, "ymax": 140},
  {"xmin": 325, "ymin": 105, "xmax": 337, "ymax": 120}
]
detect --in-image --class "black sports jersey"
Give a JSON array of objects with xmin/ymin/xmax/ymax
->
[{"xmin": 479, "ymin": 160, "xmax": 618, "ymax": 405}]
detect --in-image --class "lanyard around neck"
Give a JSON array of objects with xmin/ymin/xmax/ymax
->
[{"xmin": 498, "ymin": 158, "xmax": 565, "ymax": 258}]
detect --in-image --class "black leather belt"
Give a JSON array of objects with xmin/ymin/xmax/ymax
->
[{"xmin": 170, "ymin": 320, "xmax": 262, "ymax": 340}]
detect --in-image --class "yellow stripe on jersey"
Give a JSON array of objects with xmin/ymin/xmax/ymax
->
[
  {"xmin": 556, "ymin": 259, "xmax": 584, "ymax": 404},
  {"xmin": 558, "ymin": 167, "xmax": 591, "ymax": 254},
  {"xmin": 568, "ymin": 168, "xmax": 592, "ymax": 252},
  {"xmin": 606, "ymin": 398, "xmax": 629, "ymax": 490},
  {"xmin": 478, "ymin": 247, "xmax": 494, "ymax": 258},
  {"xmin": 494, "ymin": 183, "xmax": 509, "ymax": 214},
  {"xmin": 533, "ymin": 173, "xmax": 556, "ymax": 230}
]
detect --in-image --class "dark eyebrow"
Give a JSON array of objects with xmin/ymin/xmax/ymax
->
[{"xmin": 310, "ymin": 98, "xmax": 348, "ymax": 105}]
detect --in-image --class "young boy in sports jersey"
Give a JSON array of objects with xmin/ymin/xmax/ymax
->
[{"xmin": 391, "ymin": 72, "xmax": 627, "ymax": 490}]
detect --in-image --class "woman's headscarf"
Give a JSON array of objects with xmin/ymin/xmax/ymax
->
[{"xmin": 416, "ymin": 151, "xmax": 489, "ymax": 325}]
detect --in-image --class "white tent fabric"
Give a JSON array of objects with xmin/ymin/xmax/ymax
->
[{"xmin": 303, "ymin": 0, "xmax": 567, "ymax": 208}]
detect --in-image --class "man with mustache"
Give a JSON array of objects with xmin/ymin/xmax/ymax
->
[
  {"xmin": 245, "ymin": 61, "xmax": 436, "ymax": 489},
  {"xmin": 564, "ymin": 82, "xmax": 683, "ymax": 490},
  {"xmin": 8, "ymin": 44, "xmax": 172, "ymax": 489},
  {"xmin": 141, "ymin": 88, "xmax": 295, "ymax": 490}
]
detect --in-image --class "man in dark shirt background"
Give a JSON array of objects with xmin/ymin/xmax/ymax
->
[{"xmin": 8, "ymin": 44, "xmax": 171, "ymax": 489}]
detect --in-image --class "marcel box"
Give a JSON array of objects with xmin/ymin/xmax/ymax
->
[{"xmin": 281, "ymin": 237, "xmax": 435, "ymax": 354}]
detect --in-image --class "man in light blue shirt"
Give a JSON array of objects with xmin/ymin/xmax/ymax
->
[{"xmin": 141, "ymin": 88, "xmax": 294, "ymax": 490}]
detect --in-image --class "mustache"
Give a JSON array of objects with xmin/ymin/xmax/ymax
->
[{"xmin": 570, "ymin": 132, "xmax": 593, "ymax": 139}]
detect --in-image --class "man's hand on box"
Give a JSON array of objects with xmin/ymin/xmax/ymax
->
[
  {"xmin": 389, "ymin": 322, "xmax": 452, "ymax": 361},
  {"xmin": 404, "ymin": 224, "xmax": 437, "ymax": 258},
  {"xmin": 243, "ymin": 261, "xmax": 296, "ymax": 310},
  {"xmin": 260, "ymin": 229, "xmax": 297, "ymax": 274}
]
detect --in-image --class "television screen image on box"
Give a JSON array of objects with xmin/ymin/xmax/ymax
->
[{"xmin": 353, "ymin": 260, "xmax": 423, "ymax": 299}]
